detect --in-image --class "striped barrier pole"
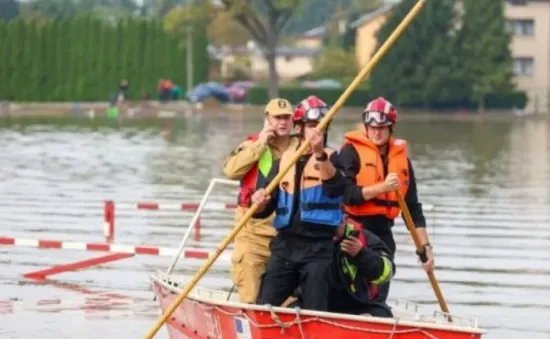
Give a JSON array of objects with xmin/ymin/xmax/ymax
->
[
  {"xmin": 103, "ymin": 200, "xmax": 238, "ymax": 241},
  {"xmin": 104, "ymin": 200, "xmax": 115, "ymax": 241}
]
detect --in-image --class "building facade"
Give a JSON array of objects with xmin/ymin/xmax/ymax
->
[
  {"xmin": 352, "ymin": 0, "xmax": 550, "ymax": 113},
  {"xmin": 505, "ymin": 0, "xmax": 550, "ymax": 113}
]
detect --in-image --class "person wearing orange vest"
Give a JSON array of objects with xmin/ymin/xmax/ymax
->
[
  {"xmin": 251, "ymin": 96, "xmax": 346, "ymax": 311},
  {"xmin": 223, "ymin": 98, "xmax": 298, "ymax": 303},
  {"xmin": 339, "ymin": 97, "xmax": 435, "ymax": 304}
]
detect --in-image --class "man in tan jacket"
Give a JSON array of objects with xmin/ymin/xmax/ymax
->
[{"xmin": 223, "ymin": 98, "xmax": 298, "ymax": 303}]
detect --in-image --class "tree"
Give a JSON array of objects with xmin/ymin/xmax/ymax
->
[
  {"xmin": 208, "ymin": 10, "xmax": 253, "ymax": 46},
  {"xmin": 311, "ymin": 46, "xmax": 357, "ymax": 79},
  {"xmin": 141, "ymin": 0, "xmax": 190, "ymax": 18},
  {"xmin": 457, "ymin": 0, "xmax": 514, "ymax": 112},
  {"xmin": 217, "ymin": 0, "xmax": 306, "ymax": 98},
  {"xmin": 20, "ymin": 0, "xmax": 77, "ymax": 19},
  {"xmin": 164, "ymin": 5, "xmax": 210, "ymax": 88},
  {"xmin": 0, "ymin": 0, "xmax": 20, "ymax": 21},
  {"xmin": 369, "ymin": 0, "xmax": 464, "ymax": 108},
  {"xmin": 0, "ymin": 16, "xmax": 208, "ymax": 101}
]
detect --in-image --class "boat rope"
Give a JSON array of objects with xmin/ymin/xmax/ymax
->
[
  {"xmin": 388, "ymin": 319, "xmax": 399, "ymax": 339},
  {"xmin": 190, "ymin": 300, "xmax": 444, "ymax": 339},
  {"xmin": 295, "ymin": 307, "xmax": 306, "ymax": 339}
]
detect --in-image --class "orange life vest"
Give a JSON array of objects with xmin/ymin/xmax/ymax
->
[
  {"xmin": 237, "ymin": 134, "xmax": 273, "ymax": 207},
  {"xmin": 343, "ymin": 131, "xmax": 409, "ymax": 219}
]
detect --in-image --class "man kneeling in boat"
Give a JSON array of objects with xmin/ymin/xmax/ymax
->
[
  {"xmin": 250, "ymin": 96, "xmax": 346, "ymax": 311},
  {"xmin": 327, "ymin": 218, "xmax": 395, "ymax": 317}
]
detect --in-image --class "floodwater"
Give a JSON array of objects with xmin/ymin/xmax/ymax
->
[{"xmin": 0, "ymin": 109, "xmax": 549, "ymax": 338}]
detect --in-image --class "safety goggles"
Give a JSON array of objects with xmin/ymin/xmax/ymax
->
[
  {"xmin": 304, "ymin": 107, "xmax": 328, "ymax": 121},
  {"xmin": 363, "ymin": 111, "xmax": 392, "ymax": 126}
]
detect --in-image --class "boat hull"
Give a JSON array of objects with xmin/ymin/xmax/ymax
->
[{"xmin": 152, "ymin": 280, "xmax": 484, "ymax": 339}]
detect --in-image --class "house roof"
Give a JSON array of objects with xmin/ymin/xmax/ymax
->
[
  {"xmin": 294, "ymin": 3, "xmax": 396, "ymax": 40},
  {"xmin": 348, "ymin": 3, "xmax": 395, "ymax": 29},
  {"xmin": 296, "ymin": 26, "xmax": 327, "ymax": 39},
  {"xmin": 208, "ymin": 44, "xmax": 321, "ymax": 60}
]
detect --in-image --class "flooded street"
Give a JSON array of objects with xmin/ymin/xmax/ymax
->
[{"xmin": 0, "ymin": 110, "xmax": 549, "ymax": 338}]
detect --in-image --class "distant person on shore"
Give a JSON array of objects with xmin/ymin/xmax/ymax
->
[
  {"xmin": 158, "ymin": 79, "xmax": 173, "ymax": 103},
  {"xmin": 116, "ymin": 80, "xmax": 129, "ymax": 105},
  {"xmin": 171, "ymin": 84, "xmax": 182, "ymax": 100}
]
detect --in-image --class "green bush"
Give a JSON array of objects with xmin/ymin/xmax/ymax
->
[
  {"xmin": 0, "ymin": 16, "xmax": 209, "ymax": 102},
  {"xmin": 485, "ymin": 91, "xmax": 528, "ymax": 109},
  {"xmin": 247, "ymin": 87, "xmax": 527, "ymax": 110}
]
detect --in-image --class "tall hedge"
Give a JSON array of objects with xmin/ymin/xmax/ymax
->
[{"xmin": 0, "ymin": 16, "xmax": 209, "ymax": 102}]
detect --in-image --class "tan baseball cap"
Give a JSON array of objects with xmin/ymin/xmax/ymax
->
[{"xmin": 265, "ymin": 98, "xmax": 293, "ymax": 116}]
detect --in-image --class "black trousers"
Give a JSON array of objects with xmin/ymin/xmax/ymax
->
[
  {"xmin": 256, "ymin": 236, "xmax": 333, "ymax": 311},
  {"xmin": 330, "ymin": 301, "xmax": 394, "ymax": 318},
  {"xmin": 372, "ymin": 231, "xmax": 396, "ymax": 304}
]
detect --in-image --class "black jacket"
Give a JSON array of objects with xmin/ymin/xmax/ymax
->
[{"xmin": 328, "ymin": 229, "xmax": 395, "ymax": 316}]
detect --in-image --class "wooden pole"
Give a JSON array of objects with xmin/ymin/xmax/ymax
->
[
  {"xmin": 143, "ymin": 1, "xmax": 427, "ymax": 337},
  {"xmin": 396, "ymin": 190, "xmax": 452, "ymax": 321}
]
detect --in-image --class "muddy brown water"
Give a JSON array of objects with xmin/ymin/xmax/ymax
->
[{"xmin": 0, "ymin": 108, "xmax": 549, "ymax": 338}]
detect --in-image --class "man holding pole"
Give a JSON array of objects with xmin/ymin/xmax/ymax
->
[
  {"xmin": 223, "ymin": 98, "xmax": 298, "ymax": 304},
  {"xmin": 251, "ymin": 96, "xmax": 346, "ymax": 311},
  {"xmin": 339, "ymin": 97, "xmax": 435, "ymax": 304}
]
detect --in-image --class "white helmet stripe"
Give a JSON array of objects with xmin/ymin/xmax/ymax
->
[
  {"xmin": 384, "ymin": 100, "xmax": 391, "ymax": 114},
  {"xmin": 301, "ymin": 99, "xmax": 311, "ymax": 111},
  {"xmin": 366, "ymin": 101, "xmax": 373, "ymax": 112}
]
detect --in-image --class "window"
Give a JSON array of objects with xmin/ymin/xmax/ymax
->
[
  {"xmin": 514, "ymin": 57, "xmax": 534, "ymax": 76},
  {"xmin": 507, "ymin": 19, "xmax": 534, "ymax": 36},
  {"xmin": 509, "ymin": 0, "xmax": 527, "ymax": 5}
]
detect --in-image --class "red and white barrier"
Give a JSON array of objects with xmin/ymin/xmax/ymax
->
[
  {"xmin": 0, "ymin": 236, "xmax": 224, "ymax": 260},
  {"xmin": 103, "ymin": 200, "xmax": 238, "ymax": 241},
  {"xmin": 115, "ymin": 202, "xmax": 238, "ymax": 211}
]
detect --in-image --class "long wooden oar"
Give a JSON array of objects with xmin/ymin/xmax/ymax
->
[
  {"xmin": 144, "ymin": 1, "xmax": 426, "ymax": 337},
  {"xmin": 396, "ymin": 190, "xmax": 452, "ymax": 321}
]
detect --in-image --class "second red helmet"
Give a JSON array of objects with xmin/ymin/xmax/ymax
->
[{"xmin": 293, "ymin": 95, "xmax": 329, "ymax": 124}]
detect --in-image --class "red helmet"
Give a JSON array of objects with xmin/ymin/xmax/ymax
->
[
  {"xmin": 363, "ymin": 97, "xmax": 397, "ymax": 127},
  {"xmin": 293, "ymin": 95, "xmax": 329, "ymax": 124}
]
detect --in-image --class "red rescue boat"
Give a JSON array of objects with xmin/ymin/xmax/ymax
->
[{"xmin": 151, "ymin": 272, "xmax": 487, "ymax": 339}]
